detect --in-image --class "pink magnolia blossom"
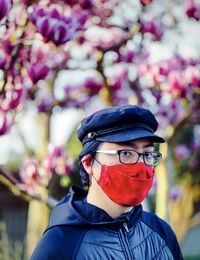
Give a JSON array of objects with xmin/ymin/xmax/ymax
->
[
  {"xmin": 174, "ymin": 144, "xmax": 190, "ymax": 160},
  {"xmin": 108, "ymin": 67, "xmax": 132, "ymax": 105},
  {"xmin": 185, "ymin": 0, "xmax": 200, "ymax": 20},
  {"xmin": 0, "ymin": 86, "xmax": 24, "ymax": 111},
  {"xmin": 0, "ymin": 110, "xmax": 13, "ymax": 135},
  {"xmin": 157, "ymin": 99, "xmax": 184, "ymax": 128},
  {"xmin": 84, "ymin": 27, "xmax": 126, "ymax": 50},
  {"xmin": 138, "ymin": 57, "xmax": 200, "ymax": 91},
  {"xmin": 119, "ymin": 49, "xmax": 149, "ymax": 64},
  {"xmin": 21, "ymin": 159, "xmax": 40, "ymax": 188},
  {"xmin": 122, "ymin": 50, "xmax": 135, "ymax": 63},
  {"xmin": 0, "ymin": 40, "xmax": 14, "ymax": 71},
  {"xmin": 70, "ymin": 6, "xmax": 89, "ymax": 31},
  {"xmin": 43, "ymin": 146, "xmax": 74, "ymax": 176},
  {"xmin": 140, "ymin": 0, "xmax": 153, "ymax": 6},
  {"xmin": 0, "ymin": 0, "xmax": 12, "ymax": 21},
  {"xmin": 29, "ymin": 7, "xmax": 88, "ymax": 45},
  {"xmin": 140, "ymin": 20, "xmax": 164, "ymax": 41},
  {"xmin": 27, "ymin": 62, "xmax": 50, "ymax": 84},
  {"xmin": 37, "ymin": 96, "xmax": 55, "ymax": 113},
  {"xmin": 20, "ymin": 158, "xmax": 53, "ymax": 189},
  {"xmin": 138, "ymin": 63, "xmax": 151, "ymax": 77},
  {"xmin": 22, "ymin": 0, "xmax": 40, "ymax": 5},
  {"xmin": 108, "ymin": 67, "xmax": 128, "ymax": 91},
  {"xmin": 25, "ymin": 43, "xmax": 50, "ymax": 81},
  {"xmin": 148, "ymin": 63, "xmax": 170, "ymax": 85},
  {"xmin": 64, "ymin": 0, "xmax": 95, "ymax": 9},
  {"xmin": 167, "ymin": 71, "xmax": 187, "ymax": 98},
  {"xmin": 169, "ymin": 186, "xmax": 183, "ymax": 201},
  {"xmin": 85, "ymin": 77, "xmax": 103, "ymax": 95},
  {"xmin": 2, "ymin": 39, "xmax": 13, "ymax": 53},
  {"xmin": 92, "ymin": 7, "xmax": 113, "ymax": 25},
  {"xmin": 185, "ymin": 66, "xmax": 200, "ymax": 89},
  {"xmin": 64, "ymin": 77, "xmax": 103, "ymax": 108}
]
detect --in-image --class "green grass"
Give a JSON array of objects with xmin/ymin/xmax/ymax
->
[
  {"xmin": 0, "ymin": 222, "xmax": 24, "ymax": 260},
  {"xmin": 184, "ymin": 256, "xmax": 200, "ymax": 260}
]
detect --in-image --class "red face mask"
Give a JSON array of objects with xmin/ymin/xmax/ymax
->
[{"xmin": 95, "ymin": 162, "xmax": 154, "ymax": 206}]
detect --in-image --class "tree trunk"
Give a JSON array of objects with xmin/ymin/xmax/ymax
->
[
  {"xmin": 169, "ymin": 179, "xmax": 200, "ymax": 243},
  {"xmin": 155, "ymin": 143, "xmax": 169, "ymax": 220},
  {"xmin": 26, "ymin": 187, "xmax": 50, "ymax": 258},
  {"xmin": 25, "ymin": 114, "xmax": 50, "ymax": 258}
]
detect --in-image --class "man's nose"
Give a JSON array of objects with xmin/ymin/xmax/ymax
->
[{"xmin": 138, "ymin": 154, "xmax": 144, "ymax": 163}]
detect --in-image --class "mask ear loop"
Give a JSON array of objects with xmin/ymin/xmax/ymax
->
[
  {"xmin": 93, "ymin": 157, "xmax": 101, "ymax": 165},
  {"xmin": 91, "ymin": 158, "xmax": 103, "ymax": 185}
]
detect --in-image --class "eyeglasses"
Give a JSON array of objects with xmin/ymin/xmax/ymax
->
[{"xmin": 96, "ymin": 149, "xmax": 162, "ymax": 166}]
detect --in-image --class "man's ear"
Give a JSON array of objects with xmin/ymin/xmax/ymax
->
[{"xmin": 81, "ymin": 154, "xmax": 93, "ymax": 175}]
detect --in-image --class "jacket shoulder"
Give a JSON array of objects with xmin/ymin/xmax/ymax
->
[
  {"xmin": 30, "ymin": 225, "xmax": 86, "ymax": 260},
  {"xmin": 141, "ymin": 211, "xmax": 173, "ymax": 238},
  {"xmin": 141, "ymin": 211, "xmax": 183, "ymax": 260}
]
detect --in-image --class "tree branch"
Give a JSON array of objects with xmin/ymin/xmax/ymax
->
[{"xmin": 0, "ymin": 167, "xmax": 57, "ymax": 208}]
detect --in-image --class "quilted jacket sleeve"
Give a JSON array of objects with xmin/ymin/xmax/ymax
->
[{"xmin": 30, "ymin": 226, "xmax": 86, "ymax": 260}]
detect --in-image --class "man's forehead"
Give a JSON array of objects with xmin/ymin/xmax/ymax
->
[
  {"xmin": 122, "ymin": 139, "xmax": 154, "ymax": 147},
  {"xmin": 99, "ymin": 139, "xmax": 155, "ymax": 148}
]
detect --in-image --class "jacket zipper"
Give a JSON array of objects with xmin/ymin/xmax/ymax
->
[{"xmin": 118, "ymin": 222, "xmax": 133, "ymax": 260}]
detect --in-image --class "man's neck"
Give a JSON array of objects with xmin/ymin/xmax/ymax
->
[{"xmin": 86, "ymin": 182, "xmax": 133, "ymax": 219}]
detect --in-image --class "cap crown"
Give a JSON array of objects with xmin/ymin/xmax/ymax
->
[{"xmin": 77, "ymin": 105, "xmax": 160, "ymax": 144}]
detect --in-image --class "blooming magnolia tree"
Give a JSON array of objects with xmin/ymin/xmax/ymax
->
[{"xmin": 0, "ymin": 0, "xmax": 200, "ymax": 253}]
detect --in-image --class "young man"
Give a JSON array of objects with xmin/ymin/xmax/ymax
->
[{"xmin": 31, "ymin": 105, "xmax": 183, "ymax": 259}]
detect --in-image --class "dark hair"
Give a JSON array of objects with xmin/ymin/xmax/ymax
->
[{"xmin": 79, "ymin": 140, "xmax": 101, "ymax": 186}]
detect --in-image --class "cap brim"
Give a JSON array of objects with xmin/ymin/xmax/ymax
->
[{"xmin": 96, "ymin": 128, "xmax": 165, "ymax": 143}]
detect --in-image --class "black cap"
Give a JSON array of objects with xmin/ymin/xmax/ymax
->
[{"xmin": 77, "ymin": 105, "xmax": 165, "ymax": 145}]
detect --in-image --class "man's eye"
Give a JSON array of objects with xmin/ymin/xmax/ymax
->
[
  {"xmin": 120, "ymin": 150, "xmax": 132, "ymax": 156},
  {"xmin": 144, "ymin": 152, "xmax": 153, "ymax": 158}
]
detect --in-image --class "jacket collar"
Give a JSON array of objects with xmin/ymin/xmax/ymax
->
[{"xmin": 49, "ymin": 186, "xmax": 142, "ymax": 229}]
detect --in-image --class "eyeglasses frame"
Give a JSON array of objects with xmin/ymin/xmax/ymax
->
[{"xmin": 95, "ymin": 149, "xmax": 162, "ymax": 166}]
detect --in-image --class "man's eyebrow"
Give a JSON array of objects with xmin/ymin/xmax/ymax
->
[{"xmin": 143, "ymin": 143, "xmax": 155, "ymax": 148}]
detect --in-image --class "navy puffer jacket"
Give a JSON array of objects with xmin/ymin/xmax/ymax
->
[{"xmin": 31, "ymin": 186, "xmax": 183, "ymax": 260}]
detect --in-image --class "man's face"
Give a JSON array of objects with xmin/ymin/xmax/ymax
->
[
  {"xmin": 81, "ymin": 138, "xmax": 156, "ymax": 211},
  {"xmin": 91, "ymin": 138, "xmax": 155, "ymax": 180}
]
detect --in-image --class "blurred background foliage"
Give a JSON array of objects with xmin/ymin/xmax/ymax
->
[
  {"xmin": 0, "ymin": 0, "xmax": 200, "ymax": 258},
  {"xmin": 172, "ymin": 124, "xmax": 200, "ymax": 184}
]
